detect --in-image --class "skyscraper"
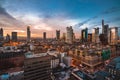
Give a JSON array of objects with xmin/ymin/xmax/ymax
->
[
  {"xmin": 62, "ymin": 33, "xmax": 66, "ymax": 41},
  {"xmin": 0, "ymin": 28, "xmax": 4, "ymax": 41},
  {"xmin": 27, "ymin": 26, "xmax": 31, "ymax": 42},
  {"xmin": 95, "ymin": 28, "xmax": 100, "ymax": 43},
  {"xmin": 88, "ymin": 33, "xmax": 92, "ymax": 43},
  {"xmin": 6, "ymin": 34, "xmax": 10, "ymax": 42},
  {"xmin": 92, "ymin": 28, "xmax": 99, "ymax": 43},
  {"xmin": 81, "ymin": 28, "xmax": 88, "ymax": 42},
  {"xmin": 101, "ymin": 19, "xmax": 109, "ymax": 44},
  {"xmin": 92, "ymin": 28, "xmax": 95, "ymax": 43},
  {"xmin": 73, "ymin": 33, "xmax": 75, "ymax": 41},
  {"xmin": 102, "ymin": 19, "xmax": 109, "ymax": 35},
  {"xmin": 56, "ymin": 30, "xmax": 60, "ymax": 40},
  {"xmin": 108, "ymin": 27, "xmax": 118, "ymax": 45},
  {"xmin": 11, "ymin": 32, "xmax": 17, "ymax": 42},
  {"xmin": 43, "ymin": 32, "xmax": 46, "ymax": 40},
  {"xmin": 66, "ymin": 26, "xmax": 74, "ymax": 44},
  {"xmin": 102, "ymin": 19, "xmax": 104, "ymax": 34}
]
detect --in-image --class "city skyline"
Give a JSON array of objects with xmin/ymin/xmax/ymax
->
[{"xmin": 0, "ymin": 0, "xmax": 120, "ymax": 38}]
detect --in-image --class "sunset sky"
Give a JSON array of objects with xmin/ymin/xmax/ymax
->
[{"xmin": 0, "ymin": 0, "xmax": 120, "ymax": 38}]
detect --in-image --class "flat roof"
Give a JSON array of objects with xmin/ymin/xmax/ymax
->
[
  {"xmin": 72, "ymin": 70, "xmax": 85, "ymax": 79},
  {"xmin": 25, "ymin": 52, "xmax": 48, "ymax": 58},
  {"xmin": 95, "ymin": 71, "xmax": 110, "ymax": 77}
]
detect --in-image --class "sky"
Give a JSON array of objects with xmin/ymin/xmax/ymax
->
[{"xmin": 0, "ymin": 0, "xmax": 120, "ymax": 38}]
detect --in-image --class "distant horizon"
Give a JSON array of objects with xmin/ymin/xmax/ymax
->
[{"xmin": 1, "ymin": 26, "xmax": 120, "ymax": 39}]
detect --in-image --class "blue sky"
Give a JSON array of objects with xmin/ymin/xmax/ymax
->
[{"xmin": 0, "ymin": 0, "xmax": 120, "ymax": 37}]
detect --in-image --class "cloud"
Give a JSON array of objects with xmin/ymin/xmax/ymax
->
[
  {"xmin": 74, "ymin": 6, "xmax": 120, "ymax": 28},
  {"xmin": 0, "ymin": 5, "xmax": 25, "ymax": 28},
  {"xmin": 34, "ymin": 25, "xmax": 52, "ymax": 31},
  {"xmin": 5, "ymin": 9, "xmax": 81, "ymax": 38},
  {"xmin": 13, "ymin": 30, "xmax": 25, "ymax": 33},
  {"xmin": 1, "ymin": 2, "xmax": 80, "ymax": 38}
]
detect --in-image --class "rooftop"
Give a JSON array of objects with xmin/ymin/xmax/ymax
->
[
  {"xmin": 25, "ymin": 52, "xmax": 48, "ymax": 58},
  {"xmin": 107, "ymin": 57, "xmax": 120, "ymax": 70},
  {"xmin": 72, "ymin": 70, "xmax": 85, "ymax": 79},
  {"xmin": 95, "ymin": 71, "xmax": 110, "ymax": 77}
]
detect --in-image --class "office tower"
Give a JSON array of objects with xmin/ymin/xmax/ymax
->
[
  {"xmin": 81, "ymin": 29, "xmax": 84, "ymax": 42},
  {"xmin": 73, "ymin": 33, "xmax": 75, "ymax": 41},
  {"xmin": 108, "ymin": 27, "xmax": 118, "ymax": 45},
  {"xmin": 27, "ymin": 26, "xmax": 31, "ymax": 42},
  {"xmin": 56, "ymin": 30, "xmax": 60, "ymax": 40},
  {"xmin": 92, "ymin": 29, "xmax": 95, "ymax": 43},
  {"xmin": 95, "ymin": 28, "xmax": 99, "ymax": 43},
  {"xmin": 104, "ymin": 25, "xmax": 109, "ymax": 40},
  {"xmin": 24, "ymin": 53, "xmax": 52, "ymax": 80},
  {"xmin": 61, "ymin": 33, "xmax": 66, "ymax": 41},
  {"xmin": 6, "ymin": 34, "xmax": 10, "ymax": 42},
  {"xmin": 0, "ymin": 28, "xmax": 4, "ymax": 41},
  {"xmin": 11, "ymin": 32, "xmax": 17, "ymax": 42},
  {"xmin": 102, "ymin": 19, "xmax": 104, "ymax": 34},
  {"xmin": 66, "ymin": 26, "xmax": 74, "ymax": 44},
  {"xmin": 88, "ymin": 33, "xmax": 92, "ymax": 42},
  {"xmin": 81, "ymin": 28, "xmax": 88, "ymax": 42},
  {"xmin": 43, "ymin": 32, "xmax": 46, "ymax": 40},
  {"xmin": 92, "ymin": 28, "xmax": 99, "ymax": 43},
  {"xmin": 102, "ymin": 19, "xmax": 109, "ymax": 35},
  {"xmin": 102, "ymin": 19, "xmax": 109, "ymax": 44}
]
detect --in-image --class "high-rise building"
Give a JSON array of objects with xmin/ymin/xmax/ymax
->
[
  {"xmin": 95, "ymin": 28, "xmax": 99, "ymax": 43},
  {"xmin": 73, "ymin": 33, "xmax": 75, "ymax": 41},
  {"xmin": 24, "ymin": 52, "xmax": 52, "ymax": 80},
  {"xmin": 104, "ymin": 25, "xmax": 109, "ymax": 39},
  {"xmin": 102, "ymin": 19, "xmax": 109, "ymax": 44},
  {"xmin": 6, "ymin": 34, "xmax": 10, "ymax": 42},
  {"xmin": 108, "ymin": 27, "xmax": 118, "ymax": 45},
  {"xmin": 81, "ymin": 28, "xmax": 88, "ymax": 42},
  {"xmin": 27, "ymin": 26, "xmax": 31, "ymax": 42},
  {"xmin": 88, "ymin": 33, "xmax": 92, "ymax": 42},
  {"xmin": 66, "ymin": 26, "xmax": 74, "ymax": 44},
  {"xmin": 92, "ymin": 29, "xmax": 95, "ymax": 43},
  {"xmin": 62, "ymin": 33, "xmax": 66, "ymax": 41},
  {"xmin": 56, "ymin": 30, "xmax": 60, "ymax": 40},
  {"xmin": 102, "ymin": 19, "xmax": 104, "ymax": 34},
  {"xmin": 11, "ymin": 32, "xmax": 17, "ymax": 42},
  {"xmin": 43, "ymin": 32, "xmax": 46, "ymax": 40},
  {"xmin": 0, "ymin": 28, "xmax": 4, "ymax": 41},
  {"xmin": 92, "ymin": 28, "xmax": 99, "ymax": 43}
]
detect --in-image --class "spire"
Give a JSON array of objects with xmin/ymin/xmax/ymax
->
[{"xmin": 102, "ymin": 19, "xmax": 104, "ymax": 27}]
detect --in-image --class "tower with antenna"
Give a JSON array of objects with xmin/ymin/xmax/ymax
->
[{"xmin": 27, "ymin": 26, "xmax": 31, "ymax": 42}]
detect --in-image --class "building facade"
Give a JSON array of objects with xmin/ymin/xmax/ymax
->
[
  {"xmin": 66, "ymin": 26, "xmax": 74, "ymax": 44},
  {"xmin": 92, "ymin": 28, "xmax": 99, "ymax": 43},
  {"xmin": 43, "ymin": 32, "xmax": 46, "ymax": 40},
  {"xmin": 105, "ymin": 57, "xmax": 120, "ymax": 80},
  {"xmin": 108, "ymin": 27, "xmax": 118, "ymax": 45},
  {"xmin": 27, "ymin": 26, "xmax": 31, "ymax": 42},
  {"xmin": 81, "ymin": 28, "xmax": 88, "ymax": 42},
  {"xmin": 88, "ymin": 33, "xmax": 92, "ymax": 43},
  {"xmin": 56, "ymin": 30, "xmax": 60, "ymax": 40},
  {"xmin": 12, "ymin": 32, "xmax": 17, "ymax": 42},
  {"xmin": 102, "ymin": 20, "xmax": 109, "ymax": 44},
  {"xmin": 24, "ymin": 54, "xmax": 52, "ymax": 80},
  {"xmin": 6, "ymin": 34, "xmax": 10, "ymax": 42},
  {"xmin": 0, "ymin": 28, "xmax": 4, "ymax": 41}
]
